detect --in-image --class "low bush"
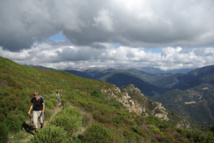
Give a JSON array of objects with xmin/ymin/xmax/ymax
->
[
  {"xmin": 45, "ymin": 100, "xmax": 54, "ymax": 109},
  {"xmin": 0, "ymin": 122, "xmax": 9, "ymax": 143},
  {"xmin": 123, "ymin": 129, "xmax": 144, "ymax": 143},
  {"xmin": 149, "ymin": 124, "xmax": 163, "ymax": 135},
  {"xmin": 31, "ymin": 125, "xmax": 68, "ymax": 143},
  {"xmin": 44, "ymin": 108, "xmax": 52, "ymax": 120},
  {"xmin": 50, "ymin": 98, "xmax": 58, "ymax": 106},
  {"xmin": 81, "ymin": 123, "xmax": 114, "ymax": 143},
  {"xmin": 131, "ymin": 126, "xmax": 140, "ymax": 134},
  {"xmin": 50, "ymin": 107, "xmax": 82, "ymax": 136},
  {"xmin": 4, "ymin": 111, "xmax": 24, "ymax": 133},
  {"xmin": 91, "ymin": 90, "xmax": 103, "ymax": 98}
]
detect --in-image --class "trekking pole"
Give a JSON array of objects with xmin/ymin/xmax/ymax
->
[
  {"xmin": 42, "ymin": 112, "xmax": 44, "ymax": 123},
  {"xmin": 28, "ymin": 114, "xmax": 32, "ymax": 125}
]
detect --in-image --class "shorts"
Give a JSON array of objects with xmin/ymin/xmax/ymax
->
[{"xmin": 58, "ymin": 98, "xmax": 61, "ymax": 103}]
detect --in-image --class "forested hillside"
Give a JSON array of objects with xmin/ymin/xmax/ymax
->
[{"xmin": 1, "ymin": 56, "xmax": 214, "ymax": 143}]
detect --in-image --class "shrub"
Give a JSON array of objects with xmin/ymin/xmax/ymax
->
[
  {"xmin": 81, "ymin": 123, "xmax": 114, "ymax": 143},
  {"xmin": 44, "ymin": 108, "xmax": 52, "ymax": 121},
  {"xmin": 0, "ymin": 122, "xmax": 9, "ymax": 143},
  {"xmin": 131, "ymin": 126, "xmax": 140, "ymax": 133},
  {"xmin": 149, "ymin": 124, "xmax": 163, "ymax": 135},
  {"xmin": 123, "ymin": 129, "xmax": 144, "ymax": 143},
  {"xmin": 45, "ymin": 100, "xmax": 54, "ymax": 109},
  {"xmin": 50, "ymin": 98, "xmax": 58, "ymax": 106},
  {"xmin": 50, "ymin": 107, "xmax": 82, "ymax": 136},
  {"xmin": 106, "ymin": 99, "xmax": 124, "ymax": 110},
  {"xmin": 91, "ymin": 90, "xmax": 103, "ymax": 98},
  {"xmin": 31, "ymin": 125, "xmax": 68, "ymax": 143},
  {"xmin": 4, "ymin": 111, "xmax": 24, "ymax": 133}
]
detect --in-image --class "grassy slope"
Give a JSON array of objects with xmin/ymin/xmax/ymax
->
[{"xmin": 1, "ymin": 56, "xmax": 214, "ymax": 143}]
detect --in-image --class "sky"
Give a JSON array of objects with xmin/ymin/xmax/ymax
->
[{"xmin": 0, "ymin": 0, "xmax": 214, "ymax": 70}]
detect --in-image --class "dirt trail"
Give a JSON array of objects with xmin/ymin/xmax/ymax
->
[{"xmin": 21, "ymin": 106, "xmax": 63, "ymax": 143}]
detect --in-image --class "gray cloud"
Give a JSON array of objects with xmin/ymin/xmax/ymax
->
[
  {"xmin": 0, "ymin": 0, "xmax": 214, "ymax": 70},
  {"xmin": 0, "ymin": 0, "xmax": 214, "ymax": 52}
]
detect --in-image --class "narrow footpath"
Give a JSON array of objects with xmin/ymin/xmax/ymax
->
[{"xmin": 20, "ymin": 106, "xmax": 63, "ymax": 143}]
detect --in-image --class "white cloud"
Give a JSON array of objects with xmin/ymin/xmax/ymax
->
[{"xmin": 1, "ymin": 43, "xmax": 214, "ymax": 70}]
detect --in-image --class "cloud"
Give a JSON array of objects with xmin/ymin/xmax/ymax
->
[
  {"xmin": 0, "ymin": 0, "xmax": 214, "ymax": 52},
  {"xmin": 0, "ymin": 0, "xmax": 214, "ymax": 70},
  {"xmin": 1, "ymin": 42, "xmax": 214, "ymax": 70}
]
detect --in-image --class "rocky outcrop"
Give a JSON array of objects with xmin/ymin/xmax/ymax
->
[
  {"xmin": 102, "ymin": 84, "xmax": 169, "ymax": 121},
  {"xmin": 101, "ymin": 84, "xmax": 198, "ymax": 129}
]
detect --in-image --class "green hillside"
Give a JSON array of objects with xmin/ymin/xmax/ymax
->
[
  {"xmin": 154, "ymin": 83, "xmax": 214, "ymax": 126},
  {"xmin": 153, "ymin": 65, "xmax": 214, "ymax": 126},
  {"xmin": 1, "ymin": 56, "xmax": 214, "ymax": 143}
]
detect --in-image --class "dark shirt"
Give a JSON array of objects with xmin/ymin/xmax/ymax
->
[{"xmin": 31, "ymin": 96, "xmax": 44, "ymax": 111}]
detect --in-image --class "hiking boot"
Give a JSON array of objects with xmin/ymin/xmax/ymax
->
[{"xmin": 41, "ymin": 123, "xmax": 44, "ymax": 128}]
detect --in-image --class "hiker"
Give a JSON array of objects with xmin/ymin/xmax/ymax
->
[
  {"xmin": 28, "ymin": 91, "xmax": 45, "ymax": 133},
  {"xmin": 56, "ymin": 90, "xmax": 62, "ymax": 107}
]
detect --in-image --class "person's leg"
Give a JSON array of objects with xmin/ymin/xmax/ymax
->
[
  {"xmin": 58, "ymin": 98, "xmax": 61, "ymax": 107},
  {"xmin": 33, "ymin": 111, "xmax": 39, "ymax": 132},
  {"xmin": 39, "ymin": 111, "xmax": 44, "ymax": 128}
]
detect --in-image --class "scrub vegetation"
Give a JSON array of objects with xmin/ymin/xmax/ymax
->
[{"xmin": 1, "ymin": 56, "xmax": 214, "ymax": 143}]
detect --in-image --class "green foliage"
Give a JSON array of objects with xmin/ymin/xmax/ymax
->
[
  {"xmin": 105, "ymin": 98, "xmax": 124, "ymax": 110},
  {"xmin": 31, "ymin": 125, "xmax": 68, "ymax": 143},
  {"xmin": 50, "ymin": 107, "xmax": 82, "ymax": 136},
  {"xmin": 0, "ymin": 122, "xmax": 9, "ymax": 143},
  {"xmin": 123, "ymin": 129, "xmax": 144, "ymax": 143},
  {"xmin": 4, "ymin": 111, "xmax": 25, "ymax": 133},
  {"xmin": 45, "ymin": 100, "xmax": 54, "ymax": 109},
  {"xmin": 131, "ymin": 126, "xmax": 140, "ymax": 134},
  {"xmin": 81, "ymin": 123, "xmax": 114, "ymax": 143},
  {"xmin": 91, "ymin": 90, "xmax": 103, "ymax": 98},
  {"xmin": 44, "ymin": 108, "xmax": 52, "ymax": 120},
  {"xmin": 50, "ymin": 98, "xmax": 58, "ymax": 106},
  {"xmin": 149, "ymin": 124, "xmax": 163, "ymax": 135}
]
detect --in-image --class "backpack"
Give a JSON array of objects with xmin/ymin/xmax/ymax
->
[{"xmin": 39, "ymin": 95, "xmax": 45, "ymax": 105}]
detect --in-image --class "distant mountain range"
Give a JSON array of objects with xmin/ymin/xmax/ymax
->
[
  {"xmin": 65, "ymin": 68, "xmax": 168, "ymax": 97},
  {"xmin": 153, "ymin": 65, "xmax": 214, "ymax": 126}
]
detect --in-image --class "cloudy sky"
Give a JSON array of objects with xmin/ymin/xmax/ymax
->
[{"xmin": 0, "ymin": 0, "xmax": 214, "ymax": 70}]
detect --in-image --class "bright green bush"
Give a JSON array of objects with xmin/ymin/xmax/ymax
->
[
  {"xmin": 45, "ymin": 100, "xmax": 54, "ymax": 109},
  {"xmin": 4, "ymin": 111, "xmax": 24, "ymax": 133},
  {"xmin": 50, "ymin": 107, "xmax": 82, "ymax": 136},
  {"xmin": 50, "ymin": 98, "xmax": 58, "ymax": 106},
  {"xmin": 44, "ymin": 108, "xmax": 52, "ymax": 120},
  {"xmin": 31, "ymin": 125, "xmax": 68, "ymax": 143},
  {"xmin": 0, "ymin": 122, "xmax": 9, "ymax": 143},
  {"xmin": 149, "ymin": 124, "xmax": 163, "ymax": 135},
  {"xmin": 81, "ymin": 123, "xmax": 114, "ymax": 143}
]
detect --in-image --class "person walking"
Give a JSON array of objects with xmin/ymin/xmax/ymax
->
[
  {"xmin": 28, "ymin": 91, "xmax": 45, "ymax": 133},
  {"xmin": 56, "ymin": 91, "xmax": 62, "ymax": 107}
]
